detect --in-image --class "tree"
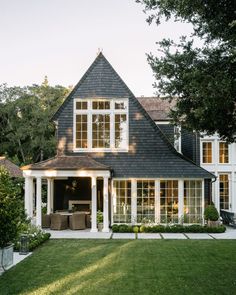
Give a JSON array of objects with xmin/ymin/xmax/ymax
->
[
  {"xmin": 0, "ymin": 81, "xmax": 70, "ymax": 165},
  {"xmin": 137, "ymin": 0, "xmax": 236, "ymax": 142}
]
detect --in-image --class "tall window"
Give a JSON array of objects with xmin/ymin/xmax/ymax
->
[
  {"xmin": 160, "ymin": 180, "xmax": 178, "ymax": 223},
  {"xmin": 113, "ymin": 180, "xmax": 131, "ymax": 223},
  {"xmin": 184, "ymin": 180, "xmax": 202, "ymax": 223},
  {"xmin": 202, "ymin": 142, "xmax": 212, "ymax": 163},
  {"xmin": 74, "ymin": 99, "xmax": 128, "ymax": 151},
  {"xmin": 92, "ymin": 114, "xmax": 110, "ymax": 148},
  {"xmin": 75, "ymin": 114, "xmax": 87, "ymax": 148},
  {"xmin": 219, "ymin": 142, "xmax": 229, "ymax": 163},
  {"xmin": 137, "ymin": 180, "xmax": 155, "ymax": 223},
  {"xmin": 219, "ymin": 174, "xmax": 229, "ymax": 209}
]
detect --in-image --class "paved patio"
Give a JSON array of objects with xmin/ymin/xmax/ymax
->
[{"xmin": 45, "ymin": 226, "xmax": 236, "ymax": 240}]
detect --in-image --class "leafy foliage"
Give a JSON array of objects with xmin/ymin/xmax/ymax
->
[
  {"xmin": 14, "ymin": 223, "xmax": 50, "ymax": 252},
  {"xmin": 137, "ymin": 0, "xmax": 236, "ymax": 141},
  {"xmin": 0, "ymin": 79, "xmax": 70, "ymax": 165},
  {"xmin": 204, "ymin": 204, "xmax": 219, "ymax": 221},
  {"xmin": 0, "ymin": 166, "xmax": 26, "ymax": 248}
]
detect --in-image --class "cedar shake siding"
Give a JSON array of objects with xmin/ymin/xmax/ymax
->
[
  {"xmin": 181, "ymin": 129, "xmax": 200, "ymax": 165},
  {"xmin": 52, "ymin": 53, "xmax": 213, "ymax": 180}
]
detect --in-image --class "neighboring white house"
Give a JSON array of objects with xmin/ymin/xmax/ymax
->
[{"xmin": 200, "ymin": 134, "xmax": 236, "ymax": 213}]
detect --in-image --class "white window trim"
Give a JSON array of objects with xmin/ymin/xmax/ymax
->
[
  {"xmin": 218, "ymin": 141, "xmax": 230, "ymax": 165},
  {"xmin": 201, "ymin": 140, "xmax": 214, "ymax": 165},
  {"xmin": 73, "ymin": 98, "xmax": 129, "ymax": 152}
]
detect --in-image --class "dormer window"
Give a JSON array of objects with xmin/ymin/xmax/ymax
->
[{"xmin": 74, "ymin": 98, "xmax": 128, "ymax": 152}]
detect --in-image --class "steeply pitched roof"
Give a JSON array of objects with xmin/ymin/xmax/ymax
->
[
  {"xmin": 137, "ymin": 97, "xmax": 176, "ymax": 121},
  {"xmin": 0, "ymin": 157, "xmax": 23, "ymax": 177},
  {"xmin": 41, "ymin": 53, "xmax": 213, "ymax": 179},
  {"xmin": 21, "ymin": 156, "xmax": 110, "ymax": 171}
]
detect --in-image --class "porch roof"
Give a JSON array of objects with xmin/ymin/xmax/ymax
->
[{"xmin": 21, "ymin": 156, "xmax": 110, "ymax": 171}]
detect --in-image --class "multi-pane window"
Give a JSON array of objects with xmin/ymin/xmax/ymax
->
[
  {"xmin": 202, "ymin": 142, "xmax": 212, "ymax": 163},
  {"xmin": 115, "ymin": 114, "xmax": 127, "ymax": 149},
  {"xmin": 184, "ymin": 180, "xmax": 202, "ymax": 224},
  {"xmin": 219, "ymin": 174, "xmax": 229, "ymax": 209},
  {"xmin": 137, "ymin": 180, "xmax": 155, "ymax": 223},
  {"xmin": 219, "ymin": 142, "xmax": 229, "ymax": 163},
  {"xmin": 76, "ymin": 101, "xmax": 87, "ymax": 110},
  {"xmin": 113, "ymin": 180, "xmax": 131, "ymax": 223},
  {"xmin": 74, "ymin": 99, "xmax": 128, "ymax": 150},
  {"xmin": 92, "ymin": 101, "xmax": 110, "ymax": 110},
  {"xmin": 160, "ymin": 180, "xmax": 178, "ymax": 223},
  {"xmin": 75, "ymin": 115, "xmax": 87, "ymax": 148},
  {"xmin": 92, "ymin": 115, "xmax": 110, "ymax": 148}
]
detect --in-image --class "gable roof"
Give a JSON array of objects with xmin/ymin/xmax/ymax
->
[
  {"xmin": 0, "ymin": 156, "xmax": 23, "ymax": 177},
  {"xmin": 45, "ymin": 53, "xmax": 213, "ymax": 179}
]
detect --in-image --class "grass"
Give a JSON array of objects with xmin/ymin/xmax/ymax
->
[{"xmin": 1, "ymin": 239, "xmax": 236, "ymax": 295}]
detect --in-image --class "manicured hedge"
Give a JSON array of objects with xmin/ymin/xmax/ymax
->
[
  {"xmin": 111, "ymin": 224, "xmax": 226, "ymax": 233},
  {"xmin": 14, "ymin": 232, "xmax": 51, "ymax": 252}
]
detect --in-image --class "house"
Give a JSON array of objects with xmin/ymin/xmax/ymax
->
[
  {"xmin": 137, "ymin": 97, "xmax": 236, "ymax": 215},
  {"xmin": 0, "ymin": 156, "xmax": 22, "ymax": 178},
  {"xmin": 22, "ymin": 53, "xmax": 214, "ymax": 232}
]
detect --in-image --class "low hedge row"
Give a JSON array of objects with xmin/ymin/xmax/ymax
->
[
  {"xmin": 112, "ymin": 224, "xmax": 226, "ymax": 233},
  {"xmin": 14, "ymin": 232, "xmax": 51, "ymax": 251}
]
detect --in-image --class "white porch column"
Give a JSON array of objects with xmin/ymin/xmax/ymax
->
[
  {"xmin": 36, "ymin": 177, "xmax": 42, "ymax": 227},
  {"xmin": 24, "ymin": 177, "xmax": 30, "ymax": 216},
  {"xmin": 102, "ymin": 177, "xmax": 109, "ymax": 232},
  {"xmin": 50, "ymin": 179, "xmax": 54, "ymax": 213},
  {"xmin": 178, "ymin": 180, "xmax": 184, "ymax": 223},
  {"xmin": 91, "ymin": 176, "xmax": 98, "ymax": 232},
  {"xmin": 28, "ymin": 177, "xmax": 34, "ymax": 218},
  {"xmin": 131, "ymin": 179, "xmax": 137, "ymax": 224},
  {"xmin": 47, "ymin": 178, "xmax": 52, "ymax": 214}
]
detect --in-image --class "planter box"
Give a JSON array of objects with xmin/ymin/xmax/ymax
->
[
  {"xmin": 207, "ymin": 220, "xmax": 220, "ymax": 227},
  {"xmin": 98, "ymin": 223, "xmax": 103, "ymax": 232},
  {"xmin": 0, "ymin": 244, "xmax": 13, "ymax": 270}
]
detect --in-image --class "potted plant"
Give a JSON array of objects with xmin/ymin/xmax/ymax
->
[
  {"xmin": 204, "ymin": 203, "xmax": 220, "ymax": 227},
  {"xmin": 0, "ymin": 166, "xmax": 25, "ymax": 270},
  {"xmin": 97, "ymin": 210, "xmax": 103, "ymax": 231}
]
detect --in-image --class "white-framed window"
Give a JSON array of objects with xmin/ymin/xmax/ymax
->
[
  {"xmin": 202, "ymin": 141, "xmax": 213, "ymax": 163},
  {"xmin": 113, "ymin": 180, "xmax": 131, "ymax": 223},
  {"xmin": 74, "ymin": 98, "xmax": 129, "ymax": 152},
  {"xmin": 219, "ymin": 142, "xmax": 229, "ymax": 163},
  {"xmin": 137, "ymin": 180, "xmax": 155, "ymax": 223},
  {"xmin": 184, "ymin": 180, "xmax": 202, "ymax": 223},
  {"xmin": 160, "ymin": 180, "xmax": 178, "ymax": 223},
  {"xmin": 219, "ymin": 174, "xmax": 229, "ymax": 209}
]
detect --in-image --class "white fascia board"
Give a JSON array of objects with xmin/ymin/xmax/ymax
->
[{"xmin": 23, "ymin": 170, "xmax": 111, "ymax": 178}]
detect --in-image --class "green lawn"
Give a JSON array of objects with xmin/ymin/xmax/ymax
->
[{"xmin": 1, "ymin": 239, "xmax": 236, "ymax": 295}]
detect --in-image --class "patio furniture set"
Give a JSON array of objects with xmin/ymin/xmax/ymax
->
[
  {"xmin": 220, "ymin": 209, "xmax": 236, "ymax": 228},
  {"xmin": 42, "ymin": 212, "xmax": 91, "ymax": 230}
]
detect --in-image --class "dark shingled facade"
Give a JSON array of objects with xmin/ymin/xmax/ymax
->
[{"xmin": 50, "ymin": 53, "xmax": 213, "ymax": 180}]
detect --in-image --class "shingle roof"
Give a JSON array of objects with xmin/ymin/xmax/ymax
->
[
  {"xmin": 36, "ymin": 53, "xmax": 214, "ymax": 179},
  {"xmin": 0, "ymin": 157, "xmax": 23, "ymax": 177},
  {"xmin": 137, "ymin": 97, "xmax": 175, "ymax": 121},
  {"xmin": 21, "ymin": 156, "xmax": 110, "ymax": 171}
]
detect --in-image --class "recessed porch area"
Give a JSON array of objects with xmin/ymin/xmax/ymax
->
[{"xmin": 22, "ymin": 159, "xmax": 111, "ymax": 233}]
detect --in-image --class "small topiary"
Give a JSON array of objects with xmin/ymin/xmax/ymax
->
[
  {"xmin": 133, "ymin": 226, "xmax": 139, "ymax": 233},
  {"xmin": 204, "ymin": 204, "xmax": 219, "ymax": 221}
]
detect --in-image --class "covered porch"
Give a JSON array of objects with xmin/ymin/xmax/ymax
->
[{"xmin": 22, "ymin": 156, "xmax": 111, "ymax": 232}]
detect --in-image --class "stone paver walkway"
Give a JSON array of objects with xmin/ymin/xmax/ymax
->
[
  {"xmin": 112, "ymin": 233, "xmax": 136, "ymax": 239},
  {"xmin": 46, "ymin": 226, "xmax": 236, "ymax": 240}
]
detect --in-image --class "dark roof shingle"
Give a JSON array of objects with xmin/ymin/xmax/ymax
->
[{"xmin": 0, "ymin": 157, "xmax": 23, "ymax": 177}]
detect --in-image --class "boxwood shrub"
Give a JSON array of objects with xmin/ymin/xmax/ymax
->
[{"xmin": 112, "ymin": 224, "xmax": 226, "ymax": 233}]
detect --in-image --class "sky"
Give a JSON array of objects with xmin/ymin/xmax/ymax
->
[{"xmin": 0, "ymin": 0, "xmax": 194, "ymax": 96}]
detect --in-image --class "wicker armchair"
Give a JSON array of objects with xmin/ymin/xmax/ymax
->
[
  {"xmin": 69, "ymin": 213, "xmax": 86, "ymax": 230},
  {"xmin": 85, "ymin": 214, "xmax": 91, "ymax": 228},
  {"xmin": 42, "ymin": 214, "xmax": 51, "ymax": 228},
  {"xmin": 50, "ymin": 214, "xmax": 68, "ymax": 230}
]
